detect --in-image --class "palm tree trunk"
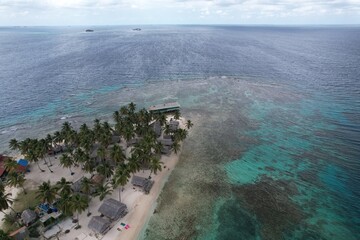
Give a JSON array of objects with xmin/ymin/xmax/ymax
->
[
  {"xmin": 37, "ymin": 162, "xmax": 45, "ymax": 172},
  {"xmin": 22, "ymin": 186, "xmax": 27, "ymax": 194},
  {"xmin": 118, "ymin": 188, "xmax": 121, "ymax": 202},
  {"xmin": 43, "ymin": 158, "xmax": 48, "ymax": 165},
  {"xmin": 46, "ymin": 163, "xmax": 54, "ymax": 173},
  {"xmin": 47, "ymin": 156, "xmax": 53, "ymax": 166},
  {"xmin": 69, "ymin": 167, "xmax": 74, "ymax": 175}
]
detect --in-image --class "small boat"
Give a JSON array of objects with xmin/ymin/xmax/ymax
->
[
  {"xmin": 85, "ymin": 29, "xmax": 94, "ymax": 32},
  {"xmin": 132, "ymin": 28, "xmax": 141, "ymax": 31}
]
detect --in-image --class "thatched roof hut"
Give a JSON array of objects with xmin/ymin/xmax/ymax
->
[
  {"xmin": 88, "ymin": 216, "xmax": 111, "ymax": 234},
  {"xmin": 159, "ymin": 138, "xmax": 173, "ymax": 146},
  {"xmin": 71, "ymin": 177, "xmax": 84, "ymax": 193},
  {"xmin": 151, "ymin": 121, "xmax": 162, "ymax": 137},
  {"xmin": 21, "ymin": 209, "xmax": 37, "ymax": 226},
  {"xmin": 131, "ymin": 175, "xmax": 154, "ymax": 194},
  {"xmin": 161, "ymin": 145, "xmax": 171, "ymax": 155},
  {"xmin": 169, "ymin": 120, "xmax": 179, "ymax": 131},
  {"xmin": 98, "ymin": 198, "xmax": 128, "ymax": 220}
]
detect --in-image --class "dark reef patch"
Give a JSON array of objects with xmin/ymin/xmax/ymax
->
[{"xmin": 233, "ymin": 177, "xmax": 306, "ymax": 240}]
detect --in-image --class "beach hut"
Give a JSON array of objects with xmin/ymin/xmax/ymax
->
[
  {"xmin": 131, "ymin": 175, "xmax": 154, "ymax": 194},
  {"xmin": 0, "ymin": 155, "xmax": 7, "ymax": 178},
  {"xmin": 169, "ymin": 120, "xmax": 179, "ymax": 131},
  {"xmin": 98, "ymin": 198, "xmax": 128, "ymax": 220},
  {"xmin": 88, "ymin": 216, "xmax": 111, "ymax": 235},
  {"xmin": 151, "ymin": 121, "xmax": 162, "ymax": 137},
  {"xmin": 9, "ymin": 226, "xmax": 29, "ymax": 240},
  {"xmin": 159, "ymin": 138, "xmax": 173, "ymax": 146},
  {"xmin": 16, "ymin": 159, "xmax": 29, "ymax": 174},
  {"xmin": 21, "ymin": 209, "xmax": 37, "ymax": 226},
  {"xmin": 161, "ymin": 145, "xmax": 172, "ymax": 155},
  {"xmin": 71, "ymin": 177, "xmax": 84, "ymax": 193}
]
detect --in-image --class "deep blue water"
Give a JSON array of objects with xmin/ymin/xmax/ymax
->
[{"xmin": 0, "ymin": 26, "xmax": 359, "ymax": 239}]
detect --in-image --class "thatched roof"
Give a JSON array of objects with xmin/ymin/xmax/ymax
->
[
  {"xmin": 91, "ymin": 174, "xmax": 104, "ymax": 185},
  {"xmin": 71, "ymin": 177, "xmax": 84, "ymax": 193},
  {"xmin": 161, "ymin": 145, "xmax": 171, "ymax": 154},
  {"xmin": 21, "ymin": 209, "xmax": 37, "ymax": 225},
  {"xmin": 159, "ymin": 138, "xmax": 173, "ymax": 146},
  {"xmin": 98, "ymin": 198, "xmax": 128, "ymax": 220},
  {"xmin": 169, "ymin": 120, "xmax": 179, "ymax": 131},
  {"xmin": 151, "ymin": 121, "xmax": 162, "ymax": 137},
  {"xmin": 131, "ymin": 175, "xmax": 154, "ymax": 194},
  {"xmin": 88, "ymin": 216, "xmax": 110, "ymax": 234}
]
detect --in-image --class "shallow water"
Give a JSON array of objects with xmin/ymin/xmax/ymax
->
[{"xmin": 0, "ymin": 26, "xmax": 359, "ymax": 239}]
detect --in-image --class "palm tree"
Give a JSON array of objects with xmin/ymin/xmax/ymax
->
[
  {"xmin": 80, "ymin": 177, "xmax": 93, "ymax": 196},
  {"xmin": 73, "ymin": 148, "xmax": 88, "ymax": 168},
  {"xmin": 80, "ymin": 177, "xmax": 93, "ymax": 215},
  {"xmin": 83, "ymin": 159, "xmax": 96, "ymax": 177},
  {"xmin": 56, "ymin": 191, "xmax": 73, "ymax": 216},
  {"xmin": 70, "ymin": 194, "xmax": 89, "ymax": 226},
  {"xmin": 97, "ymin": 145, "xmax": 106, "ymax": 162},
  {"xmin": 61, "ymin": 122, "xmax": 73, "ymax": 147},
  {"xmin": 38, "ymin": 139, "xmax": 53, "ymax": 172},
  {"xmin": 112, "ymin": 164, "xmax": 130, "ymax": 201},
  {"xmin": 96, "ymin": 163, "xmax": 113, "ymax": 179},
  {"xmin": 60, "ymin": 154, "xmax": 74, "ymax": 175},
  {"xmin": 8, "ymin": 139, "xmax": 19, "ymax": 152},
  {"xmin": 94, "ymin": 183, "xmax": 113, "ymax": 201},
  {"xmin": 26, "ymin": 148, "xmax": 45, "ymax": 172},
  {"xmin": 3, "ymin": 159, "xmax": 18, "ymax": 173},
  {"xmin": 186, "ymin": 120, "xmax": 193, "ymax": 129},
  {"xmin": 36, "ymin": 181, "xmax": 57, "ymax": 204},
  {"xmin": 0, "ymin": 182, "xmax": 16, "ymax": 215},
  {"xmin": 110, "ymin": 145, "xmax": 125, "ymax": 165},
  {"xmin": 128, "ymin": 102, "xmax": 136, "ymax": 113},
  {"xmin": 149, "ymin": 156, "xmax": 163, "ymax": 178},
  {"xmin": 7, "ymin": 172, "xmax": 27, "ymax": 194},
  {"xmin": 0, "ymin": 229, "xmax": 12, "ymax": 240},
  {"xmin": 93, "ymin": 119, "xmax": 102, "ymax": 140},
  {"xmin": 174, "ymin": 110, "xmax": 181, "ymax": 120},
  {"xmin": 55, "ymin": 177, "xmax": 73, "ymax": 197},
  {"xmin": 171, "ymin": 141, "xmax": 181, "ymax": 154},
  {"xmin": 127, "ymin": 155, "xmax": 141, "ymax": 174}
]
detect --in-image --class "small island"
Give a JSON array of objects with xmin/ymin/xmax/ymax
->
[
  {"xmin": 85, "ymin": 29, "xmax": 94, "ymax": 32},
  {"xmin": 132, "ymin": 28, "xmax": 141, "ymax": 31},
  {"xmin": 0, "ymin": 102, "xmax": 193, "ymax": 239}
]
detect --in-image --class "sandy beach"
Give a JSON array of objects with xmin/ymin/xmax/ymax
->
[{"xmin": 1, "ymin": 117, "xmax": 186, "ymax": 240}]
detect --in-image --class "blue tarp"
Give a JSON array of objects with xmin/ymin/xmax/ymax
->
[{"xmin": 17, "ymin": 159, "xmax": 28, "ymax": 167}]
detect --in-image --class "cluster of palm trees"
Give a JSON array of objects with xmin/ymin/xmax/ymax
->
[{"xmin": 1, "ymin": 102, "xmax": 193, "ymax": 232}]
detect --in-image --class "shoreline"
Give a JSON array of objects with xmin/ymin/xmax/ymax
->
[{"xmin": 1, "ymin": 117, "xmax": 187, "ymax": 240}]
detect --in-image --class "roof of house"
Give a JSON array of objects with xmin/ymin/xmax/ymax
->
[
  {"xmin": 71, "ymin": 177, "xmax": 84, "ymax": 193},
  {"xmin": 0, "ymin": 155, "xmax": 8, "ymax": 176},
  {"xmin": 131, "ymin": 175, "xmax": 154, "ymax": 194},
  {"xmin": 17, "ymin": 159, "xmax": 28, "ymax": 167},
  {"xmin": 9, "ymin": 226, "xmax": 29, "ymax": 240},
  {"xmin": 151, "ymin": 121, "xmax": 162, "ymax": 137},
  {"xmin": 159, "ymin": 138, "xmax": 173, "ymax": 146},
  {"xmin": 91, "ymin": 174, "xmax": 104, "ymax": 185},
  {"xmin": 88, "ymin": 216, "xmax": 111, "ymax": 234},
  {"xmin": 98, "ymin": 198, "xmax": 128, "ymax": 220},
  {"xmin": 21, "ymin": 209, "xmax": 37, "ymax": 225}
]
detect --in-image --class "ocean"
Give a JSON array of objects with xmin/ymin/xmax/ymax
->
[{"xmin": 0, "ymin": 25, "xmax": 359, "ymax": 239}]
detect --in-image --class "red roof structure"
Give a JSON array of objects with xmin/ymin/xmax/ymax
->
[{"xmin": 0, "ymin": 154, "xmax": 8, "ymax": 177}]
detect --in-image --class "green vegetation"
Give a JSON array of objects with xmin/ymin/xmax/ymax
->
[{"xmin": 1, "ymin": 102, "xmax": 193, "ymax": 234}]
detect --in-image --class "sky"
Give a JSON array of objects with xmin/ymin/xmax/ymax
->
[{"xmin": 0, "ymin": 0, "xmax": 359, "ymax": 26}]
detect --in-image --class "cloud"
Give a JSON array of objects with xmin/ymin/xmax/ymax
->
[{"xmin": 0, "ymin": 0, "xmax": 359, "ymax": 25}]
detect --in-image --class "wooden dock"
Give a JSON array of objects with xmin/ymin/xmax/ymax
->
[{"xmin": 148, "ymin": 102, "xmax": 180, "ymax": 113}]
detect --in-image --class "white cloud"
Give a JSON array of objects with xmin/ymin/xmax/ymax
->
[{"xmin": 0, "ymin": 0, "xmax": 359, "ymax": 25}]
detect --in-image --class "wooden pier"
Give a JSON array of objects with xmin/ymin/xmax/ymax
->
[{"xmin": 148, "ymin": 102, "xmax": 180, "ymax": 113}]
